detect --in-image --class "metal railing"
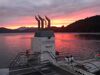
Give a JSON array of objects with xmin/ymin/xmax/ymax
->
[
  {"xmin": 9, "ymin": 52, "xmax": 26, "ymax": 68},
  {"xmin": 9, "ymin": 50, "xmax": 55, "ymax": 69}
]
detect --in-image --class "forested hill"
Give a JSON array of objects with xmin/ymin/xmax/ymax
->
[{"xmin": 65, "ymin": 15, "xmax": 100, "ymax": 32}]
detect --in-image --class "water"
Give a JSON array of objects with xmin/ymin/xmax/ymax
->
[{"xmin": 0, "ymin": 33, "xmax": 100, "ymax": 68}]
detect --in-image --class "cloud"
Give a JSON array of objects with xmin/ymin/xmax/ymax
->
[{"xmin": 0, "ymin": 0, "xmax": 100, "ymax": 27}]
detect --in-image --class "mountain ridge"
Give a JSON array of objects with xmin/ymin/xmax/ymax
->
[
  {"xmin": 65, "ymin": 15, "xmax": 100, "ymax": 32},
  {"xmin": 0, "ymin": 15, "xmax": 100, "ymax": 33}
]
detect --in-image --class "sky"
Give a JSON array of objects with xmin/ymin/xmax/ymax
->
[{"xmin": 0, "ymin": 0, "xmax": 100, "ymax": 29}]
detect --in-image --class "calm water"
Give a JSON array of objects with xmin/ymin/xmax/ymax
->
[{"xmin": 0, "ymin": 33, "xmax": 100, "ymax": 68}]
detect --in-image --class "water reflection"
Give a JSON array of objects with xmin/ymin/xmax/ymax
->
[
  {"xmin": 0, "ymin": 33, "xmax": 33, "ymax": 68},
  {"xmin": 55, "ymin": 33, "xmax": 100, "ymax": 60},
  {"xmin": 0, "ymin": 33, "xmax": 100, "ymax": 68}
]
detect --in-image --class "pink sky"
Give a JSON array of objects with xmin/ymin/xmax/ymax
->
[
  {"xmin": 6, "ymin": 8, "xmax": 97, "ymax": 29},
  {"xmin": 0, "ymin": 0, "xmax": 100, "ymax": 29}
]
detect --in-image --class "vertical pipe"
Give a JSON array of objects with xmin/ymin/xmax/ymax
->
[
  {"xmin": 35, "ymin": 16, "xmax": 41, "ymax": 29},
  {"xmin": 38, "ymin": 15, "xmax": 44, "ymax": 29},
  {"xmin": 45, "ymin": 16, "xmax": 51, "ymax": 29},
  {"xmin": 44, "ymin": 19, "xmax": 47, "ymax": 28}
]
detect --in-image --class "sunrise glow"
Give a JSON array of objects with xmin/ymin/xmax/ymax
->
[
  {"xmin": 0, "ymin": 0, "xmax": 99, "ymax": 29},
  {"xmin": 5, "ymin": 16, "xmax": 76, "ymax": 29}
]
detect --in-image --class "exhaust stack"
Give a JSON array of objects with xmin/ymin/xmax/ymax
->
[
  {"xmin": 35, "ymin": 16, "xmax": 40, "ymax": 29},
  {"xmin": 38, "ymin": 15, "xmax": 44, "ymax": 29},
  {"xmin": 35, "ymin": 15, "xmax": 51, "ymax": 29},
  {"xmin": 45, "ymin": 16, "xmax": 51, "ymax": 28}
]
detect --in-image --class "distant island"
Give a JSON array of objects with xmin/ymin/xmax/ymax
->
[{"xmin": 0, "ymin": 15, "xmax": 100, "ymax": 33}]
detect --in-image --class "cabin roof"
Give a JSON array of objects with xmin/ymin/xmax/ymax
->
[{"xmin": 34, "ymin": 30, "xmax": 54, "ymax": 37}]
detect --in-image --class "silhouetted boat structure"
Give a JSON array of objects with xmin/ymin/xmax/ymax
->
[{"xmin": 0, "ymin": 16, "xmax": 100, "ymax": 75}]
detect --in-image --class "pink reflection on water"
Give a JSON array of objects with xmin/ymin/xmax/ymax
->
[
  {"xmin": 55, "ymin": 33, "xmax": 97, "ymax": 60},
  {"xmin": 0, "ymin": 33, "xmax": 33, "ymax": 56},
  {"xmin": 55, "ymin": 33, "xmax": 78, "ymax": 51}
]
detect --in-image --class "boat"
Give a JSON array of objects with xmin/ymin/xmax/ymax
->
[{"xmin": 0, "ymin": 15, "xmax": 100, "ymax": 75}]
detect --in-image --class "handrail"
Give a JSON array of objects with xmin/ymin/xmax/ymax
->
[
  {"xmin": 9, "ymin": 49, "xmax": 56, "ymax": 68},
  {"xmin": 9, "ymin": 52, "xmax": 30, "ymax": 68},
  {"xmin": 9, "ymin": 51, "xmax": 41, "ymax": 68}
]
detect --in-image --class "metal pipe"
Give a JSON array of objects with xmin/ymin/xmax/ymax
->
[
  {"xmin": 35, "ymin": 16, "xmax": 41, "ymax": 29},
  {"xmin": 44, "ymin": 19, "xmax": 47, "ymax": 28},
  {"xmin": 45, "ymin": 16, "xmax": 51, "ymax": 28},
  {"xmin": 38, "ymin": 15, "xmax": 44, "ymax": 29}
]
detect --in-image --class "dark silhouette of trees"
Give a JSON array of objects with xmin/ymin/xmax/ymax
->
[{"xmin": 65, "ymin": 15, "xmax": 100, "ymax": 32}]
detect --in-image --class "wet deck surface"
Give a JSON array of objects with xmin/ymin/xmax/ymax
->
[
  {"xmin": 23, "ymin": 72, "xmax": 41, "ymax": 75},
  {"xmin": 49, "ymin": 64, "xmax": 75, "ymax": 75},
  {"xmin": 10, "ymin": 63, "xmax": 75, "ymax": 75}
]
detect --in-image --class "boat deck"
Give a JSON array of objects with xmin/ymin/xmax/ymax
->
[{"xmin": 9, "ymin": 62, "xmax": 75, "ymax": 75}]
